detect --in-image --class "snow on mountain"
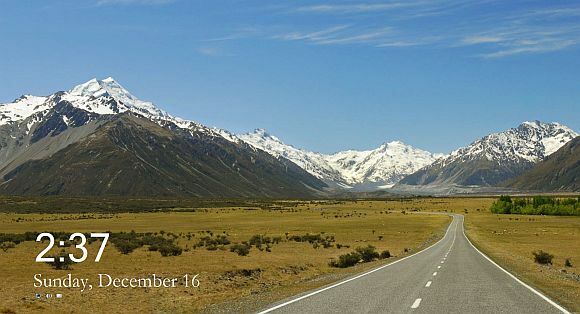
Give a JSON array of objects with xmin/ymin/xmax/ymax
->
[
  {"xmin": 0, "ymin": 95, "xmax": 49, "ymax": 126},
  {"xmin": 238, "ymin": 129, "xmax": 347, "ymax": 186},
  {"xmin": 0, "ymin": 77, "xmax": 240, "ymax": 142},
  {"xmin": 329, "ymin": 141, "xmax": 446, "ymax": 187},
  {"xmin": 239, "ymin": 129, "xmax": 443, "ymax": 189},
  {"xmin": 442, "ymin": 120, "xmax": 578, "ymax": 166},
  {"xmin": 397, "ymin": 120, "xmax": 578, "ymax": 188}
]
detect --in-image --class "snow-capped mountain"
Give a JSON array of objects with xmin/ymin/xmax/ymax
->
[
  {"xmin": 0, "ymin": 77, "xmax": 234, "ymax": 140},
  {"xmin": 328, "ymin": 141, "xmax": 446, "ymax": 188},
  {"xmin": 398, "ymin": 121, "xmax": 578, "ymax": 188},
  {"xmin": 239, "ymin": 129, "xmax": 444, "ymax": 190},
  {"xmin": 238, "ymin": 129, "xmax": 347, "ymax": 186},
  {"xmin": 0, "ymin": 78, "xmax": 326, "ymax": 197}
]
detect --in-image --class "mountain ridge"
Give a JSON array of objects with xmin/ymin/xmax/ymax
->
[
  {"xmin": 0, "ymin": 78, "xmax": 327, "ymax": 197},
  {"xmin": 397, "ymin": 120, "xmax": 578, "ymax": 189},
  {"xmin": 239, "ymin": 128, "xmax": 445, "ymax": 190}
]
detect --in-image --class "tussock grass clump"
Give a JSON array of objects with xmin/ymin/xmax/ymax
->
[
  {"xmin": 356, "ymin": 245, "xmax": 380, "ymax": 262},
  {"xmin": 158, "ymin": 243, "xmax": 183, "ymax": 257},
  {"xmin": 230, "ymin": 243, "xmax": 251, "ymax": 256},
  {"xmin": 196, "ymin": 235, "xmax": 231, "ymax": 251},
  {"xmin": 0, "ymin": 241, "xmax": 16, "ymax": 252},
  {"xmin": 48, "ymin": 252, "xmax": 74, "ymax": 270},
  {"xmin": 380, "ymin": 250, "xmax": 391, "ymax": 259},
  {"xmin": 533, "ymin": 250, "xmax": 554, "ymax": 265},
  {"xmin": 109, "ymin": 231, "xmax": 183, "ymax": 256},
  {"xmin": 329, "ymin": 252, "xmax": 361, "ymax": 268},
  {"xmin": 288, "ymin": 233, "xmax": 336, "ymax": 249},
  {"xmin": 330, "ymin": 245, "xmax": 390, "ymax": 268}
]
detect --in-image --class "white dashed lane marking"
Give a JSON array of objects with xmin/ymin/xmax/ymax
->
[
  {"xmin": 411, "ymin": 298, "xmax": 422, "ymax": 309},
  {"xmin": 433, "ymin": 272, "xmax": 438, "ymax": 276},
  {"xmin": 425, "ymin": 281, "xmax": 432, "ymax": 287}
]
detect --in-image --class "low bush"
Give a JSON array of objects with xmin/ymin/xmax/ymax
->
[
  {"xmin": 356, "ymin": 245, "xmax": 379, "ymax": 262},
  {"xmin": 379, "ymin": 250, "xmax": 391, "ymax": 259},
  {"xmin": 533, "ymin": 250, "xmax": 554, "ymax": 265},
  {"xmin": 0, "ymin": 241, "xmax": 16, "ymax": 252},
  {"xmin": 114, "ymin": 240, "xmax": 141, "ymax": 254},
  {"xmin": 158, "ymin": 243, "xmax": 183, "ymax": 257},
  {"xmin": 565, "ymin": 258, "xmax": 572, "ymax": 267},
  {"xmin": 329, "ymin": 252, "xmax": 361, "ymax": 268},
  {"xmin": 47, "ymin": 252, "xmax": 74, "ymax": 270},
  {"xmin": 230, "ymin": 243, "xmax": 251, "ymax": 256}
]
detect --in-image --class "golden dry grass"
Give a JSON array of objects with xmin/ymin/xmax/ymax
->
[
  {"xmin": 0, "ymin": 200, "xmax": 450, "ymax": 313},
  {"xmin": 2, "ymin": 197, "xmax": 576, "ymax": 313},
  {"xmin": 464, "ymin": 212, "xmax": 580, "ymax": 312}
]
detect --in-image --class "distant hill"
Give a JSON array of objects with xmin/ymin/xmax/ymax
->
[{"xmin": 503, "ymin": 136, "xmax": 579, "ymax": 192}]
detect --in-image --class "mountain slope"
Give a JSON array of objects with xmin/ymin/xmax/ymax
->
[
  {"xmin": 502, "ymin": 136, "xmax": 580, "ymax": 192},
  {"xmin": 239, "ymin": 129, "xmax": 443, "ymax": 190},
  {"xmin": 0, "ymin": 114, "xmax": 326, "ymax": 197},
  {"xmin": 0, "ymin": 78, "xmax": 326, "ymax": 197},
  {"xmin": 398, "ymin": 121, "xmax": 578, "ymax": 188}
]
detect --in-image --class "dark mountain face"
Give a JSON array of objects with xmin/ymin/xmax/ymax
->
[
  {"xmin": 0, "ymin": 114, "xmax": 326, "ymax": 197},
  {"xmin": 502, "ymin": 136, "xmax": 580, "ymax": 192}
]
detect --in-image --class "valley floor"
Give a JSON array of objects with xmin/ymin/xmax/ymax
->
[{"xmin": 0, "ymin": 197, "xmax": 578, "ymax": 313}]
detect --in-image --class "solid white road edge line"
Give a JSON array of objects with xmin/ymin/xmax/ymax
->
[
  {"xmin": 461, "ymin": 216, "xmax": 570, "ymax": 314},
  {"xmin": 411, "ymin": 298, "xmax": 422, "ymax": 309},
  {"xmin": 256, "ymin": 215, "xmax": 456, "ymax": 314}
]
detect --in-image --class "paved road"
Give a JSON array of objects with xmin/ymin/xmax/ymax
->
[{"xmin": 258, "ymin": 215, "xmax": 568, "ymax": 314}]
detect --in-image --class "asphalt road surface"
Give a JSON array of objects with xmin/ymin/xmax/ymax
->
[{"xmin": 258, "ymin": 214, "xmax": 569, "ymax": 314}]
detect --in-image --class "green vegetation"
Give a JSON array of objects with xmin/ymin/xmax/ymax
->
[
  {"xmin": 230, "ymin": 243, "xmax": 251, "ymax": 256},
  {"xmin": 0, "ymin": 196, "xmax": 325, "ymax": 214},
  {"xmin": 490, "ymin": 195, "xmax": 580, "ymax": 216},
  {"xmin": 329, "ymin": 245, "xmax": 391, "ymax": 268},
  {"xmin": 48, "ymin": 251, "xmax": 74, "ymax": 270}
]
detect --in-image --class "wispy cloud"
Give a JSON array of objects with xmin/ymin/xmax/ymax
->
[
  {"xmin": 461, "ymin": 36, "xmax": 503, "ymax": 45},
  {"xmin": 274, "ymin": 25, "xmax": 401, "ymax": 46},
  {"xmin": 96, "ymin": 0, "xmax": 174, "ymax": 6},
  {"xmin": 206, "ymin": 2, "xmax": 580, "ymax": 59},
  {"xmin": 481, "ymin": 39, "xmax": 578, "ymax": 58},
  {"xmin": 461, "ymin": 19, "xmax": 580, "ymax": 58},
  {"xmin": 295, "ymin": 3, "xmax": 419, "ymax": 14},
  {"xmin": 196, "ymin": 46, "xmax": 235, "ymax": 57}
]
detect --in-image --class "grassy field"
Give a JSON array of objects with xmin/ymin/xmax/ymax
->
[
  {"xmin": 1, "ymin": 197, "xmax": 578, "ymax": 313},
  {"xmin": 0, "ymin": 200, "xmax": 450, "ymax": 313},
  {"xmin": 464, "ymin": 212, "xmax": 580, "ymax": 312}
]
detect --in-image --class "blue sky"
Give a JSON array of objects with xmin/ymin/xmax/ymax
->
[{"xmin": 0, "ymin": 0, "xmax": 578, "ymax": 154}]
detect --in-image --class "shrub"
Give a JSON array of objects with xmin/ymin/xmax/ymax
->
[
  {"xmin": 490, "ymin": 196, "xmax": 580, "ymax": 216},
  {"xmin": 0, "ymin": 241, "xmax": 16, "ymax": 252},
  {"xmin": 196, "ymin": 235, "xmax": 230, "ymax": 250},
  {"xmin": 533, "ymin": 250, "xmax": 554, "ymax": 265},
  {"xmin": 379, "ymin": 250, "xmax": 391, "ymax": 259},
  {"xmin": 355, "ymin": 245, "xmax": 379, "ymax": 262},
  {"xmin": 158, "ymin": 243, "xmax": 183, "ymax": 257},
  {"xmin": 230, "ymin": 243, "xmax": 251, "ymax": 256},
  {"xmin": 329, "ymin": 252, "xmax": 361, "ymax": 268},
  {"xmin": 114, "ymin": 240, "xmax": 141, "ymax": 254},
  {"xmin": 565, "ymin": 258, "xmax": 572, "ymax": 267},
  {"xmin": 47, "ymin": 252, "xmax": 74, "ymax": 270}
]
